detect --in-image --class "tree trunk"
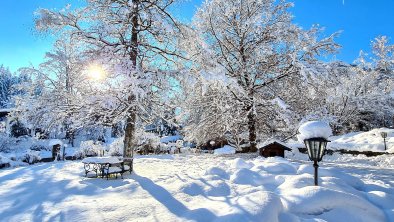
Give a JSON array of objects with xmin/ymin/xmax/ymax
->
[
  {"xmin": 247, "ymin": 105, "xmax": 257, "ymax": 152},
  {"xmin": 123, "ymin": 0, "xmax": 139, "ymax": 158},
  {"xmin": 123, "ymin": 112, "xmax": 136, "ymax": 157},
  {"xmin": 65, "ymin": 129, "xmax": 74, "ymax": 147}
]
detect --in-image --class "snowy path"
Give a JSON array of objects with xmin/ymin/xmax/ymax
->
[{"xmin": 0, "ymin": 155, "xmax": 393, "ymax": 222}]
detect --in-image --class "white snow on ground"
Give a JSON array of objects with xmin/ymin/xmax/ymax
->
[
  {"xmin": 289, "ymin": 127, "xmax": 394, "ymax": 153},
  {"xmin": 48, "ymin": 139, "xmax": 64, "ymax": 147},
  {"xmin": 328, "ymin": 128, "xmax": 394, "ymax": 153},
  {"xmin": 287, "ymin": 148, "xmax": 394, "ymax": 169},
  {"xmin": 213, "ymin": 145, "xmax": 236, "ymax": 155},
  {"xmin": 297, "ymin": 121, "xmax": 333, "ymax": 142},
  {"xmin": 0, "ymin": 153, "xmax": 11, "ymax": 165},
  {"xmin": 160, "ymin": 135, "xmax": 183, "ymax": 143},
  {"xmin": 0, "ymin": 154, "xmax": 393, "ymax": 222}
]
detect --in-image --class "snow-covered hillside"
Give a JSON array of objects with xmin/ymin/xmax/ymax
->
[
  {"xmin": 328, "ymin": 128, "xmax": 394, "ymax": 153},
  {"xmin": 0, "ymin": 155, "xmax": 393, "ymax": 221},
  {"xmin": 289, "ymin": 128, "xmax": 394, "ymax": 153}
]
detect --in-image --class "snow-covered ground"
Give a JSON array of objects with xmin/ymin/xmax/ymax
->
[
  {"xmin": 0, "ymin": 154, "xmax": 393, "ymax": 222},
  {"xmin": 328, "ymin": 128, "xmax": 394, "ymax": 153},
  {"xmin": 288, "ymin": 128, "xmax": 394, "ymax": 153}
]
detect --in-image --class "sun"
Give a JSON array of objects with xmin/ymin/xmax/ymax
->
[{"xmin": 86, "ymin": 64, "xmax": 105, "ymax": 80}]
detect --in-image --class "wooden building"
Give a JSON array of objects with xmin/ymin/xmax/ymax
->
[{"xmin": 258, "ymin": 141, "xmax": 292, "ymax": 158}]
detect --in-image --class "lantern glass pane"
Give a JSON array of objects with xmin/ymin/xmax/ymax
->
[
  {"xmin": 305, "ymin": 138, "xmax": 329, "ymax": 161},
  {"xmin": 319, "ymin": 141, "xmax": 326, "ymax": 159},
  {"xmin": 313, "ymin": 141, "xmax": 318, "ymax": 159},
  {"xmin": 305, "ymin": 141, "xmax": 310, "ymax": 159},
  {"xmin": 307, "ymin": 140, "xmax": 314, "ymax": 160}
]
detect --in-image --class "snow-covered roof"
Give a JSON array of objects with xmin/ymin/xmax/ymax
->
[
  {"xmin": 0, "ymin": 108, "xmax": 13, "ymax": 113},
  {"xmin": 258, "ymin": 139, "xmax": 288, "ymax": 148},
  {"xmin": 258, "ymin": 140, "xmax": 292, "ymax": 151}
]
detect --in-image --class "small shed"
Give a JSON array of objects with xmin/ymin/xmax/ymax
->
[{"xmin": 258, "ymin": 141, "xmax": 292, "ymax": 158}]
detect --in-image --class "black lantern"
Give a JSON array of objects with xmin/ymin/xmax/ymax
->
[{"xmin": 304, "ymin": 137, "xmax": 329, "ymax": 186}]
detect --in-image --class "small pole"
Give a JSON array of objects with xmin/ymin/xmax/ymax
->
[
  {"xmin": 381, "ymin": 132, "xmax": 388, "ymax": 151},
  {"xmin": 62, "ymin": 146, "xmax": 65, "ymax": 161},
  {"xmin": 313, "ymin": 160, "xmax": 319, "ymax": 186}
]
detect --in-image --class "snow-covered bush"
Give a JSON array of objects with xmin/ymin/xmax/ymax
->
[
  {"xmin": 137, "ymin": 131, "xmax": 160, "ymax": 148},
  {"xmin": 108, "ymin": 137, "xmax": 124, "ymax": 156},
  {"xmin": 30, "ymin": 144, "xmax": 49, "ymax": 151},
  {"xmin": 74, "ymin": 140, "xmax": 105, "ymax": 159},
  {"xmin": 14, "ymin": 137, "xmax": 51, "ymax": 154},
  {"xmin": 9, "ymin": 120, "xmax": 29, "ymax": 138},
  {"xmin": 214, "ymin": 145, "xmax": 236, "ymax": 155},
  {"xmin": 0, "ymin": 154, "xmax": 11, "ymax": 165},
  {"xmin": 135, "ymin": 130, "xmax": 160, "ymax": 154},
  {"xmin": 158, "ymin": 143, "xmax": 170, "ymax": 153},
  {"xmin": 0, "ymin": 133, "xmax": 18, "ymax": 153},
  {"xmin": 22, "ymin": 150, "xmax": 41, "ymax": 164}
]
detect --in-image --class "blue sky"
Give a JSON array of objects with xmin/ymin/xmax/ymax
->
[{"xmin": 1, "ymin": 0, "xmax": 393, "ymax": 72}]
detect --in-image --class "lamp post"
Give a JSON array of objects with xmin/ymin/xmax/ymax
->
[
  {"xmin": 380, "ymin": 132, "xmax": 388, "ymax": 151},
  {"xmin": 304, "ymin": 137, "xmax": 330, "ymax": 186}
]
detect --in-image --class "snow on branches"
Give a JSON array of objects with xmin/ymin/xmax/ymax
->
[{"xmin": 178, "ymin": 0, "xmax": 340, "ymax": 151}]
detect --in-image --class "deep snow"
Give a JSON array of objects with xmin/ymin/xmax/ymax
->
[
  {"xmin": 213, "ymin": 145, "xmax": 236, "ymax": 155},
  {"xmin": 297, "ymin": 121, "xmax": 332, "ymax": 142},
  {"xmin": 0, "ymin": 154, "xmax": 393, "ymax": 222},
  {"xmin": 328, "ymin": 128, "xmax": 394, "ymax": 153},
  {"xmin": 289, "ymin": 128, "xmax": 394, "ymax": 154}
]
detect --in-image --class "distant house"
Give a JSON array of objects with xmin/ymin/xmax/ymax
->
[{"xmin": 258, "ymin": 141, "xmax": 292, "ymax": 158}]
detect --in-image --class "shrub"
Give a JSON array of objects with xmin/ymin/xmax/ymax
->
[
  {"xmin": 108, "ymin": 137, "xmax": 124, "ymax": 156},
  {"xmin": 75, "ymin": 140, "xmax": 105, "ymax": 159},
  {"xmin": 0, "ymin": 133, "xmax": 17, "ymax": 153},
  {"xmin": 22, "ymin": 150, "xmax": 41, "ymax": 164}
]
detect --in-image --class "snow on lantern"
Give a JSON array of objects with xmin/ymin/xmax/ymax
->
[{"xmin": 298, "ymin": 121, "xmax": 332, "ymax": 186}]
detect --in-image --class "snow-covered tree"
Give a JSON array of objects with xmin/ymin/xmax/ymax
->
[
  {"xmin": 0, "ymin": 65, "xmax": 29, "ymax": 108},
  {"xmin": 291, "ymin": 37, "xmax": 394, "ymax": 133},
  {"xmin": 178, "ymin": 76, "xmax": 246, "ymax": 147},
  {"xmin": 13, "ymin": 39, "xmax": 86, "ymax": 142},
  {"xmin": 348, "ymin": 36, "xmax": 394, "ymax": 129},
  {"xmin": 34, "ymin": 0, "xmax": 185, "ymax": 156},
  {"xmin": 179, "ymin": 0, "xmax": 340, "ymax": 152}
]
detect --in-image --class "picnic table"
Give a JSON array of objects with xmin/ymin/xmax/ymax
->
[{"xmin": 82, "ymin": 156, "xmax": 133, "ymax": 179}]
